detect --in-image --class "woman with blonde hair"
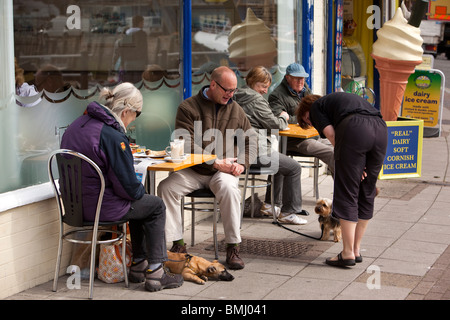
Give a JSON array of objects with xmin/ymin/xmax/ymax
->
[
  {"xmin": 98, "ymin": 82, "xmax": 143, "ymax": 131},
  {"xmin": 61, "ymin": 82, "xmax": 183, "ymax": 291},
  {"xmin": 234, "ymin": 66, "xmax": 309, "ymax": 224}
]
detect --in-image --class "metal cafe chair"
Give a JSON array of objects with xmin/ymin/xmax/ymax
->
[
  {"xmin": 48, "ymin": 149, "xmax": 128, "ymax": 299},
  {"xmin": 286, "ymin": 150, "xmax": 322, "ymax": 200},
  {"xmin": 181, "ymin": 188, "xmax": 219, "ymax": 260},
  {"xmin": 240, "ymin": 163, "xmax": 277, "ymax": 222}
]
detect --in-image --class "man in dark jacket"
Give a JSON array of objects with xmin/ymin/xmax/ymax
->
[
  {"xmin": 61, "ymin": 83, "xmax": 183, "ymax": 292},
  {"xmin": 268, "ymin": 63, "xmax": 335, "ymax": 176},
  {"xmin": 158, "ymin": 66, "xmax": 258, "ymax": 270}
]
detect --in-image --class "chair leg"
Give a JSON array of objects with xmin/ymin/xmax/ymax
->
[
  {"xmin": 270, "ymin": 174, "xmax": 277, "ymax": 222},
  {"xmin": 213, "ymin": 198, "xmax": 218, "ymax": 260},
  {"xmin": 191, "ymin": 197, "xmax": 195, "ymax": 247},
  {"xmin": 181, "ymin": 196, "xmax": 185, "ymax": 231},
  {"xmin": 250, "ymin": 175, "xmax": 256, "ymax": 217},
  {"xmin": 240, "ymin": 170, "xmax": 249, "ymax": 228},
  {"xmin": 313, "ymin": 157, "xmax": 320, "ymax": 200},
  {"xmin": 52, "ymin": 230, "xmax": 64, "ymax": 292},
  {"xmin": 88, "ymin": 234, "xmax": 97, "ymax": 299},
  {"xmin": 122, "ymin": 223, "xmax": 129, "ymax": 288}
]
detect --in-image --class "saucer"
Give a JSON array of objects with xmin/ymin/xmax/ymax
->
[{"xmin": 164, "ymin": 155, "xmax": 187, "ymax": 163}]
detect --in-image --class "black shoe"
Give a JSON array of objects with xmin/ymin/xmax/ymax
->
[
  {"xmin": 325, "ymin": 252, "xmax": 355, "ymax": 267},
  {"xmin": 297, "ymin": 210, "xmax": 310, "ymax": 216}
]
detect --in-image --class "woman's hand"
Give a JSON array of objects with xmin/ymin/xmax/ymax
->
[{"xmin": 361, "ymin": 170, "xmax": 367, "ymax": 181}]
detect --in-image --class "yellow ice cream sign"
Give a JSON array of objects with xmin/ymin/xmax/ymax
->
[{"xmin": 401, "ymin": 70, "xmax": 442, "ymax": 127}]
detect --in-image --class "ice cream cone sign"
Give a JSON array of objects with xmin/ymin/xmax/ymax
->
[
  {"xmin": 372, "ymin": 8, "xmax": 423, "ymax": 121},
  {"xmin": 228, "ymin": 8, "xmax": 277, "ymax": 70}
]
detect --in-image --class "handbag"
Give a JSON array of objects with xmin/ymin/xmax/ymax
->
[
  {"xmin": 98, "ymin": 239, "xmax": 132, "ymax": 283},
  {"xmin": 243, "ymin": 193, "xmax": 263, "ymax": 218}
]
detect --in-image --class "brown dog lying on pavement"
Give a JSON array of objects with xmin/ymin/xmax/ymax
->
[{"xmin": 165, "ymin": 251, "xmax": 234, "ymax": 285}]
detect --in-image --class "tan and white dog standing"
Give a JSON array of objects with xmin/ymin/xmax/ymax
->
[{"xmin": 315, "ymin": 198, "xmax": 342, "ymax": 242}]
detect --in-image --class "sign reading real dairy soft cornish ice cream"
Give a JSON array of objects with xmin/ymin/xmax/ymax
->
[{"xmin": 379, "ymin": 118, "xmax": 423, "ymax": 180}]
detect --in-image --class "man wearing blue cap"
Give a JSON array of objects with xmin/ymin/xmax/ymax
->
[{"xmin": 268, "ymin": 63, "xmax": 334, "ymax": 200}]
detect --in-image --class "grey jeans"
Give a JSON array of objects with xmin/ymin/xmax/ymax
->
[
  {"xmin": 261, "ymin": 152, "xmax": 303, "ymax": 213},
  {"xmin": 287, "ymin": 137, "xmax": 335, "ymax": 176},
  {"xmin": 122, "ymin": 194, "xmax": 168, "ymax": 264}
]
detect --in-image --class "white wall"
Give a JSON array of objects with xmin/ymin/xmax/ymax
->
[{"xmin": 312, "ymin": 0, "xmax": 327, "ymax": 96}]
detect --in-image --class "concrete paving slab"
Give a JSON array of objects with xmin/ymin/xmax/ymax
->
[
  {"xmin": 264, "ymin": 277, "xmax": 348, "ymax": 300},
  {"xmin": 371, "ymin": 258, "xmax": 431, "ymax": 277},
  {"xmin": 335, "ymin": 282, "xmax": 411, "ymax": 300},
  {"xmin": 193, "ymin": 271, "xmax": 290, "ymax": 300}
]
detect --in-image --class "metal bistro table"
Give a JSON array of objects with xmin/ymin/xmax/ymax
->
[
  {"xmin": 278, "ymin": 123, "xmax": 319, "ymax": 154},
  {"xmin": 143, "ymin": 153, "xmax": 217, "ymax": 194}
]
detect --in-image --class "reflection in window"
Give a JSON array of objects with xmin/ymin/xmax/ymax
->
[
  {"xmin": 14, "ymin": 0, "xmax": 180, "ymax": 90},
  {"xmin": 8, "ymin": 0, "xmax": 299, "ymax": 193},
  {"xmin": 14, "ymin": 0, "xmax": 297, "ymax": 90},
  {"xmin": 191, "ymin": 0, "xmax": 298, "ymax": 92}
]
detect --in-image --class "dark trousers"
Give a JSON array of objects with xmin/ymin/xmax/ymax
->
[
  {"xmin": 122, "ymin": 194, "xmax": 168, "ymax": 264},
  {"xmin": 333, "ymin": 114, "xmax": 387, "ymax": 222}
]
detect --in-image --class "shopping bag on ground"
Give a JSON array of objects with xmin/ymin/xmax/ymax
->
[{"xmin": 98, "ymin": 240, "xmax": 132, "ymax": 283}]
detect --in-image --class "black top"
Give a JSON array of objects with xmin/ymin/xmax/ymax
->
[{"xmin": 310, "ymin": 92, "xmax": 382, "ymax": 138}]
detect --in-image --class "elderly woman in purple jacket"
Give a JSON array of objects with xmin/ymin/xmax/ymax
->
[{"xmin": 61, "ymin": 82, "xmax": 183, "ymax": 292}]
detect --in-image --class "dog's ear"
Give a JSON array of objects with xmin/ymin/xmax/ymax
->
[{"xmin": 207, "ymin": 265, "xmax": 217, "ymax": 273}]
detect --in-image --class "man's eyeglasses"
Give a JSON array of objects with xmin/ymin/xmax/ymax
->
[
  {"xmin": 215, "ymin": 81, "xmax": 237, "ymax": 95},
  {"xmin": 135, "ymin": 110, "xmax": 142, "ymax": 118}
]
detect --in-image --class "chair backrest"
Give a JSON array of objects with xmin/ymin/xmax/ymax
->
[{"xmin": 48, "ymin": 149, "xmax": 105, "ymax": 227}]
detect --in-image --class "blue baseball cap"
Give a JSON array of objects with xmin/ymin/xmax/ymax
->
[{"xmin": 285, "ymin": 63, "xmax": 309, "ymax": 78}]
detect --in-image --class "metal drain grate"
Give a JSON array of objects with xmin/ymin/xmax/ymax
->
[{"xmin": 206, "ymin": 238, "xmax": 312, "ymax": 258}]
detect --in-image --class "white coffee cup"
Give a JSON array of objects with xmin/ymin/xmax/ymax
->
[{"xmin": 165, "ymin": 139, "xmax": 184, "ymax": 159}]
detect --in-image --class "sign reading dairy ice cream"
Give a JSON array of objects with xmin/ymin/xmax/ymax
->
[
  {"xmin": 401, "ymin": 69, "xmax": 444, "ymax": 136},
  {"xmin": 371, "ymin": 8, "xmax": 423, "ymax": 121}
]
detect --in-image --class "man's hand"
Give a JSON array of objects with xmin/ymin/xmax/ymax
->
[
  {"xmin": 280, "ymin": 111, "xmax": 289, "ymax": 122},
  {"xmin": 213, "ymin": 158, "xmax": 245, "ymax": 176}
]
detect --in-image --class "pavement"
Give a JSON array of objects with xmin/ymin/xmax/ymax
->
[{"xmin": 5, "ymin": 90, "xmax": 450, "ymax": 307}]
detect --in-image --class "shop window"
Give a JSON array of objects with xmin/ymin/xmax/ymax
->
[
  {"xmin": 10, "ymin": 0, "xmax": 181, "ymax": 193},
  {"xmin": 192, "ymin": 0, "xmax": 299, "ymax": 94},
  {"xmin": 7, "ymin": 0, "xmax": 300, "ymax": 193}
]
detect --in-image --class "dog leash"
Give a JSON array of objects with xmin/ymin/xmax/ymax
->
[{"xmin": 272, "ymin": 219, "xmax": 324, "ymax": 241}]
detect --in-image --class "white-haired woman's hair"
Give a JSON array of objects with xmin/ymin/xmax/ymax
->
[{"xmin": 99, "ymin": 82, "xmax": 143, "ymax": 131}]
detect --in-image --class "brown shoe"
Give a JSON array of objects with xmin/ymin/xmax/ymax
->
[
  {"xmin": 169, "ymin": 243, "xmax": 187, "ymax": 253},
  {"xmin": 226, "ymin": 245, "xmax": 245, "ymax": 270}
]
